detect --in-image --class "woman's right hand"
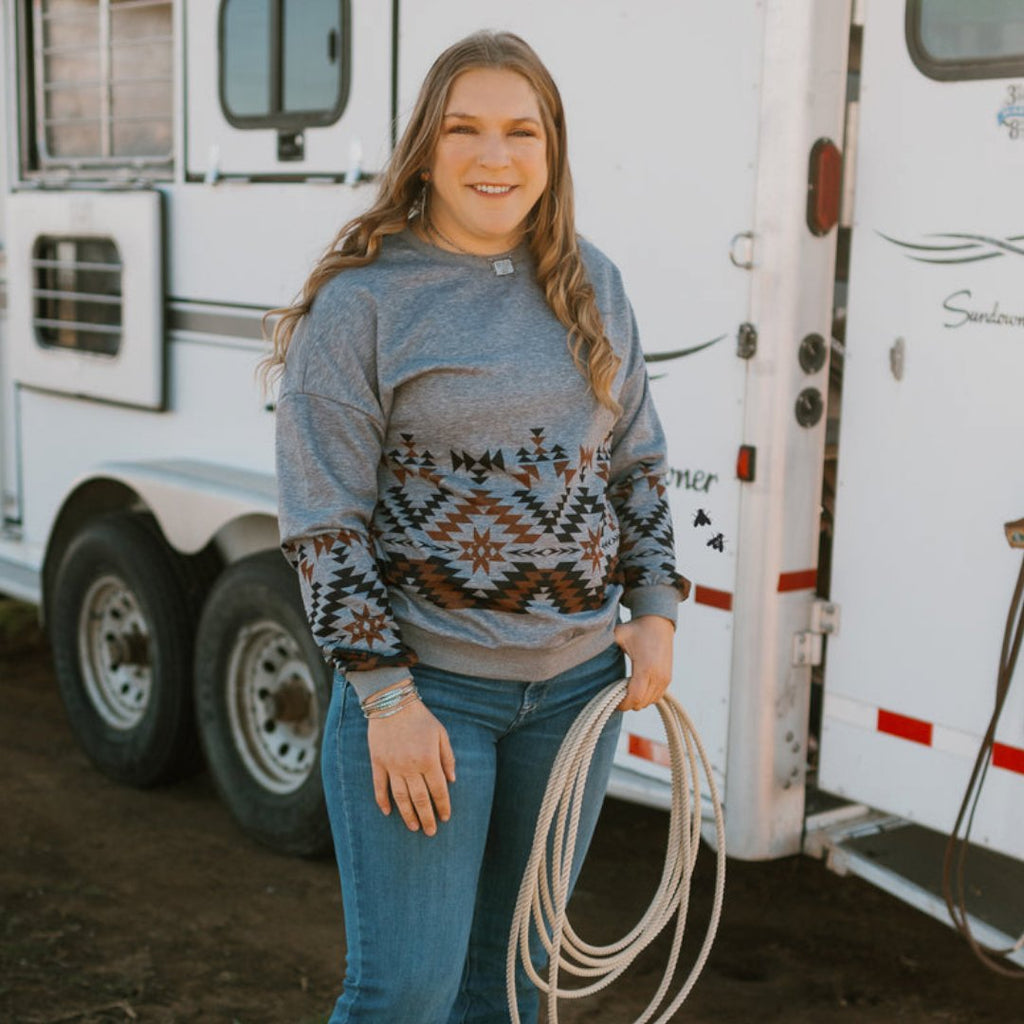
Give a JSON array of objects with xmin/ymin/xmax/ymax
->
[{"xmin": 367, "ymin": 690, "xmax": 456, "ymax": 837}]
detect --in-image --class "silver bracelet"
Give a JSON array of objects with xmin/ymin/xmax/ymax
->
[
  {"xmin": 360, "ymin": 681, "xmax": 418, "ymax": 718},
  {"xmin": 363, "ymin": 692, "xmax": 422, "ymax": 720},
  {"xmin": 361, "ymin": 681, "xmax": 416, "ymax": 709}
]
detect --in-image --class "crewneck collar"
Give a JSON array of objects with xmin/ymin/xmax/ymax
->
[{"xmin": 399, "ymin": 225, "xmax": 532, "ymax": 277}]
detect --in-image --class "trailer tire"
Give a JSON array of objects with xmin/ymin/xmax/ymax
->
[
  {"xmin": 50, "ymin": 513, "xmax": 199, "ymax": 787},
  {"xmin": 194, "ymin": 550, "xmax": 332, "ymax": 858}
]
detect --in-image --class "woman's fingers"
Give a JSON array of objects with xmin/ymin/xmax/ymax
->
[
  {"xmin": 371, "ymin": 760, "xmax": 392, "ymax": 816},
  {"xmin": 440, "ymin": 730, "xmax": 457, "ymax": 784},
  {"xmin": 405, "ymin": 774, "xmax": 438, "ymax": 835},
  {"xmin": 424, "ymin": 759, "xmax": 452, "ymax": 826},
  {"xmin": 618, "ymin": 672, "xmax": 666, "ymax": 711},
  {"xmin": 618, "ymin": 673, "xmax": 649, "ymax": 711},
  {"xmin": 389, "ymin": 778, "xmax": 422, "ymax": 833},
  {"xmin": 389, "ymin": 768, "xmax": 449, "ymax": 836}
]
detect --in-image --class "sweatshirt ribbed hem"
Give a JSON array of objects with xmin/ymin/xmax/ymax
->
[{"xmin": 399, "ymin": 620, "xmax": 619, "ymax": 686}]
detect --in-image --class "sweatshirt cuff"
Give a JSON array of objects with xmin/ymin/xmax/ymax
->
[
  {"xmin": 343, "ymin": 665, "xmax": 416, "ymax": 703},
  {"xmin": 622, "ymin": 583, "xmax": 684, "ymax": 624}
]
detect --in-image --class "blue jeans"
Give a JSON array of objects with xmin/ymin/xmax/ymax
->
[{"xmin": 321, "ymin": 643, "xmax": 625, "ymax": 1023}]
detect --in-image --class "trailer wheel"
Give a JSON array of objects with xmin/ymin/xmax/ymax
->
[
  {"xmin": 194, "ymin": 550, "xmax": 332, "ymax": 857},
  {"xmin": 50, "ymin": 513, "xmax": 198, "ymax": 786}
]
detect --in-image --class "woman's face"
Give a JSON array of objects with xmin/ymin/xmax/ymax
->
[{"xmin": 426, "ymin": 67, "xmax": 549, "ymax": 255}]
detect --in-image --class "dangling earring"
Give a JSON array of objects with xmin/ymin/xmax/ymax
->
[{"xmin": 413, "ymin": 170, "xmax": 430, "ymax": 220}]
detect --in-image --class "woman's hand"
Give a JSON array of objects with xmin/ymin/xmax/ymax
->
[
  {"xmin": 367, "ymin": 688, "xmax": 456, "ymax": 837},
  {"xmin": 614, "ymin": 615, "xmax": 675, "ymax": 711}
]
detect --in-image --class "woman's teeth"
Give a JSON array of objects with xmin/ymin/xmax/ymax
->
[{"xmin": 473, "ymin": 184, "xmax": 513, "ymax": 194}]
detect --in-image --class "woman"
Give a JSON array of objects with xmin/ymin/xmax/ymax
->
[{"xmin": 269, "ymin": 30, "xmax": 689, "ymax": 1024}]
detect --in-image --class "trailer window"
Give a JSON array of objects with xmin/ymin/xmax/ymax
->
[
  {"xmin": 33, "ymin": 237, "xmax": 122, "ymax": 358},
  {"xmin": 907, "ymin": 0, "xmax": 1024, "ymax": 80},
  {"xmin": 220, "ymin": 0, "xmax": 350, "ymax": 128},
  {"xmin": 31, "ymin": 0, "xmax": 174, "ymax": 173}
]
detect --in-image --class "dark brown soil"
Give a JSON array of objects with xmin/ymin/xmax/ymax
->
[{"xmin": 1, "ymin": 601, "xmax": 1020, "ymax": 1023}]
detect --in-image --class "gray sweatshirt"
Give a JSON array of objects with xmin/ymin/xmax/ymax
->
[{"xmin": 276, "ymin": 228, "xmax": 689, "ymax": 700}]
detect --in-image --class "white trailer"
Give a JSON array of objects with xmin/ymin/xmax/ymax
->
[{"xmin": 1, "ymin": 0, "xmax": 1021, "ymax": 966}]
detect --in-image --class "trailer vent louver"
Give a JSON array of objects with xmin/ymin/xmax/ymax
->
[
  {"xmin": 32, "ymin": 236, "xmax": 123, "ymax": 357},
  {"xmin": 33, "ymin": 0, "xmax": 174, "ymax": 174}
]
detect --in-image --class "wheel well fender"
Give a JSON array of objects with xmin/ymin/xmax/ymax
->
[
  {"xmin": 42, "ymin": 477, "xmax": 145, "ymax": 627},
  {"xmin": 42, "ymin": 462, "xmax": 282, "ymax": 624}
]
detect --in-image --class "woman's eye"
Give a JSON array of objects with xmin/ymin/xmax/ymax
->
[
  {"xmin": 511, "ymin": 129, "xmax": 537, "ymax": 138},
  {"xmin": 447, "ymin": 124, "xmax": 475, "ymax": 134}
]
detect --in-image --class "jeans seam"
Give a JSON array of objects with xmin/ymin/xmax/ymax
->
[{"xmin": 334, "ymin": 683, "xmax": 361, "ymax": 1021}]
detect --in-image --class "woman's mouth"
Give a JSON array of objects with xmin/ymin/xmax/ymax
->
[{"xmin": 471, "ymin": 184, "xmax": 515, "ymax": 195}]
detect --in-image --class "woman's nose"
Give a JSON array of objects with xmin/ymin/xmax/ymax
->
[{"xmin": 477, "ymin": 132, "xmax": 511, "ymax": 168}]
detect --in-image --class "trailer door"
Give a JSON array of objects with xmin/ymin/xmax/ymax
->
[{"xmin": 821, "ymin": 0, "xmax": 1024, "ymax": 859}]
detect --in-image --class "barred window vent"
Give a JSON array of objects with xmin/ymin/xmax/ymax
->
[
  {"xmin": 34, "ymin": 0, "xmax": 174, "ymax": 170},
  {"xmin": 32, "ymin": 236, "xmax": 123, "ymax": 357}
]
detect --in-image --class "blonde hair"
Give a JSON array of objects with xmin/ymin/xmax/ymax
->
[{"xmin": 261, "ymin": 31, "xmax": 621, "ymax": 411}]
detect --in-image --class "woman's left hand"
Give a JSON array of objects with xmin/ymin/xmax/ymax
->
[{"xmin": 613, "ymin": 615, "xmax": 675, "ymax": 711}]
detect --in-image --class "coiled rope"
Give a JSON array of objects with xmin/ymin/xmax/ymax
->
[{"xmin": 507, "ymin": 679, "xmax": 726, "ymax": 1023}]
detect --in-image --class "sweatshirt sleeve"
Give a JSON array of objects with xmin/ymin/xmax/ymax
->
[
  {"xmin": 275, "ymin": 279, "xmax": 416, "ymax": 700},
  {"xmin": 608, "ymin": 302, "xmax": 691, "ymax": 622}
]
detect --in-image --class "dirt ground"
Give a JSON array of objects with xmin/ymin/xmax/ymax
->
[{"xmin": 1, "ymin": 604, "xmax": 1021, "ymax": 1024}]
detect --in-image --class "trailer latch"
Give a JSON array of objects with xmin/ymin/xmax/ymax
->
[{"xmin": 278, "ymin": 130, "xmax": 305, "ymax": 162}]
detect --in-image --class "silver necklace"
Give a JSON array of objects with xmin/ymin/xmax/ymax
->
[{"xmin": 427, "ymin": 219, "xmax": 517, "ymax": 277}]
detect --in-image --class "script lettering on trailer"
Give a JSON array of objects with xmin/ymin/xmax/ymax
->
[{"xmin": 879, "ymin": 230, "xmax": 1024, "ymax": 334}]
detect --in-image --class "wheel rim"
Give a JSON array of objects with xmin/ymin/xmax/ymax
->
[
  {"xmin": 225, "ymin": 621, "xmax": 320, "ymax": 795},
  {"xmin": 77, "ymin": 574, "xmax": 153, "ymax": 730}
]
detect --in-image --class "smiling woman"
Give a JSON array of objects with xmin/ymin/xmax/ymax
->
[{"xmin": 263, "ymin": 30, "xmax": 689, "ymax": 1024}]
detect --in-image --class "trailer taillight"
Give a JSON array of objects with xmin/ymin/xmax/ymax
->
[
  {"xmin": 807, "ymin": 138, "xmax": 842, "ymax": 236},
  {"xmin": 736, "ymin": 445, "xmax": 756, "ymax": 482}
]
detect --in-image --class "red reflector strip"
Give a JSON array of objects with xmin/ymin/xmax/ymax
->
[
  {"xmin": 993, "ymin": 742, "xmax": 1024, "ymax": 775},
  {"xmin": 628, "ymin": 733, "xmax": 672, "ymax": 768},
  {"xmin": 778, "ymin": 569, "xmax": 817, "ymax": 593},
  {"xmin": 877, "ymin": 708, "xmax": 933, "ymax": 746},
  {"xmin": 694, "ymin": 585, "xmax": 732, "ymax": 611}
]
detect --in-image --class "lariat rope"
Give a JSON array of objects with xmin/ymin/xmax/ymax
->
[{"xmin": 507, "ymin": 679, "xmax": 726, "ymax": 1023}]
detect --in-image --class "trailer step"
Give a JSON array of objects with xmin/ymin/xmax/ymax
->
[{"xmin": 805, "ymin": 810, "xmax": 1024, "ymax": 967}]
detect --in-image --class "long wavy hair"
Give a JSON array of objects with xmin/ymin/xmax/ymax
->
[{"xmin": 261, "ymin": 31, "xmax": 621, "ymax": 411}]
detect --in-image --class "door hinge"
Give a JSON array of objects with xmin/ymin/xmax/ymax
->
[
  {"xmin": 792, "ymin": 600, "xmax": 840, "ymax": 666},
  {"xmin": 792, "ymin": 632, "xmax": 823, "ymax": 666},
  {"xmin": 811, "ymin": 599, "xmax": 841, "ymax": 635}
]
